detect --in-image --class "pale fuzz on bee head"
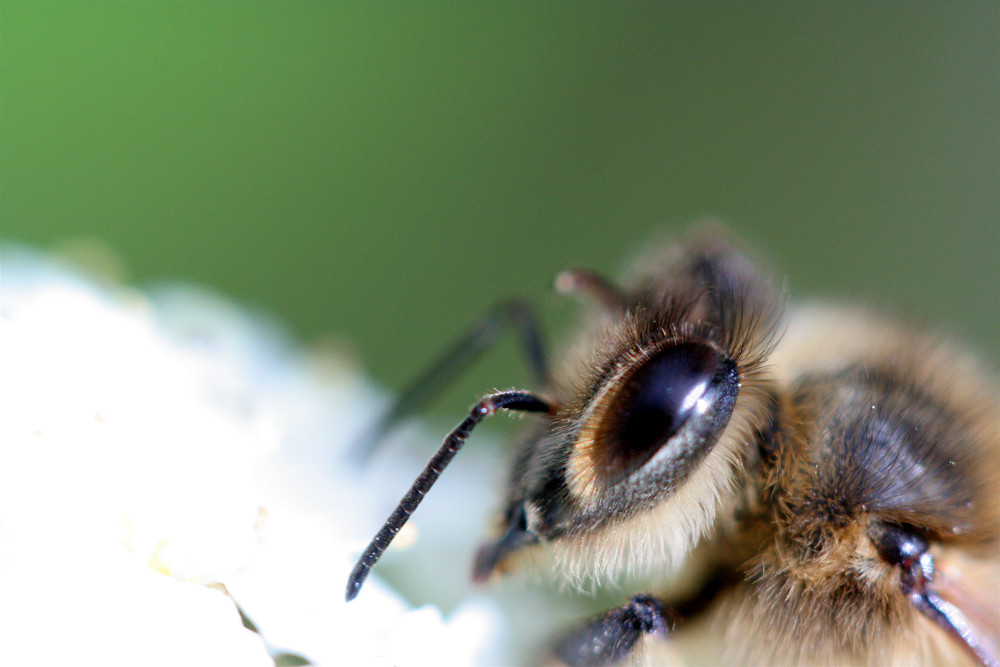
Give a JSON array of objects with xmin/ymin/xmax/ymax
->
[{"xmin": 545, "ymin": 381, "xmax": 771, "ymax": 591}]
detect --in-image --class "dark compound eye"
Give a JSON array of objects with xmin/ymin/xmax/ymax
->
[{"xmin": 593, "ymin": 342, "xmax": 730, "ymax": 486}]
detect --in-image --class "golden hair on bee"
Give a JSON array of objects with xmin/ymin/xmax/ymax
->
[{"xmin": 347, "ymin": 224, "xmax": 999, "ymax": 667}]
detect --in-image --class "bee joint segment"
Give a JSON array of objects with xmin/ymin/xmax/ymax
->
[
  {"xmin": 552, "ymin": 594, "xmax": 676, "ymax": 667},
  {"xmin": 870, "ymin": 523, "xmax": 998, "ymax": 667}
]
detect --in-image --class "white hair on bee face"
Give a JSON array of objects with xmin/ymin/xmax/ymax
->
[{"xmin": 545, "ymin": 381, "xmax": 771, "ymax": 591}]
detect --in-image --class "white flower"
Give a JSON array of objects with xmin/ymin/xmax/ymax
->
[{"xmin": 0, "ymin": 244, "xmax": 511, "ymax": 666}]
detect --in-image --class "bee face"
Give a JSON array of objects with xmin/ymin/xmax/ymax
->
[
  {"xmin": 474, "ymin": 229, "xmax": 785, "ymax": 585},
  {"xmin": 349, "ymin": 225, "xmax": 999, "ymax": 666},
  {"xmin": 473, "ymin": 332, "xmax": 748, "ymax": 583}
]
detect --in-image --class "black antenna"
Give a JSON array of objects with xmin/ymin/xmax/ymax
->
[{"xmin": 345, "ymin": 389, "xmax": 552, "ymax": 602}]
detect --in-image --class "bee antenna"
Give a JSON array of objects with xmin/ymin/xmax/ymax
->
[{"xmin": 345, "ymin": 389, "xmax": 553, "ymax": 602}]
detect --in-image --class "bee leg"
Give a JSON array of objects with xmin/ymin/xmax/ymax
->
[
  {"xmin": 869, "ymin": 522, "xmax": 999, "ymax": 667},
  {"xmin": 352, "ymin": 299, "xmax": 550, "ymax": 457},
  {"xmin": 551, "ymin": 594, "xmax": 676, "ymax": 667},
  {"xmin": 555, "ymin": 267, "xmax": 627, "ymax": 312}
]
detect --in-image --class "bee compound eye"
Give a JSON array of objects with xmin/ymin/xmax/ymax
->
[{"xmin": 595, "ymin": 342, "xmax": 728, "ymax": 485}]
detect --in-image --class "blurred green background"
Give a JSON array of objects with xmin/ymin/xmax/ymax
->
[{"xmin": 3, "ymin": 2, "xmax": 998, "ymax": 409}]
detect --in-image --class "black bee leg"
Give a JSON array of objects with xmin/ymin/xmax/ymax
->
[
  {"xmin": 552, "ymin": 594, "xmax": 677, "ymax": 667},
  {"xmin": 352, "ymin": 299, "xmax": 550, "ymax": 457},
  {"xmin": 869, "ymin": 522, "xmax": 999, "ymax": 667}
]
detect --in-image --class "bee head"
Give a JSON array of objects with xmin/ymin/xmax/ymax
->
[{"xmin": 475, "ymin": 236, "xmax": 783, "ymax": 585}]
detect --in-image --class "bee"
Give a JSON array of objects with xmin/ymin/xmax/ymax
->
[{"xmin": 346, "ymin": 226, "xmax": 999, "ymax": 666}]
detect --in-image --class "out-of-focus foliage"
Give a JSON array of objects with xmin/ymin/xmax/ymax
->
[{"xmin": 4, "ymin": 3, "xmax": 997, "ymax": 403}]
